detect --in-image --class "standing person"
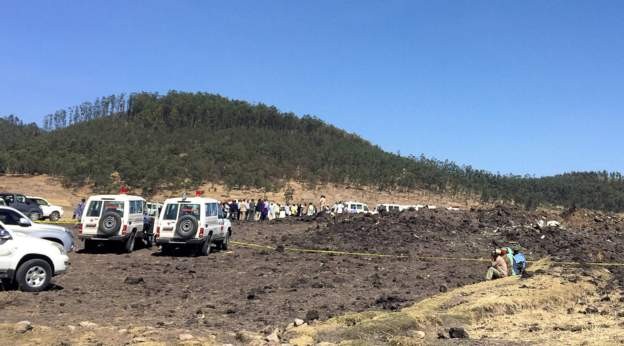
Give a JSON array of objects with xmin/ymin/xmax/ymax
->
[
  {"xmin": 229, "ymin": 200, "xmax": 239, "ymax": 221},
  {"xmin": 260, "ymin": 200, "xmax": 269, "ymax": 222},
  {"xmin": 248, "ymin": 199, "xmax": 256, "ymax": 221},
  {"xmin": 73, "ymin": 198, "xmax": 86, "ymax": 219},
  {"xmin": 239, "ymin": 200, "xmax": 248, "ymax": 222},
  {"xmin": 307, "ymin": 202, "xmax": 315, "ymax": 216},
  {"xmin": 485, "ymin": 250, "xmax": 508, "ymax": 280},
  {"xmin": 256, "ymin": 199, "xmax": 263, "ymax": 221},
  {"xmin": 319, "ymin": 195, "xmax": 327, "ymax": 212}
]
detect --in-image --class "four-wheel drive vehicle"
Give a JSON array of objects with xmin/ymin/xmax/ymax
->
[
  {"xmin": 0, "ymin": 193, "xmax": 44, "ymax": 221},
  {"xmin": 344, "ymin": 201, "xmax": 371, "ymax": 214},
  {"xmin": 27, "ymin": 196, "xmax": 64, "ymax": 221},
  {"xmin": 78, "ymin": 195, "xmax": 148, "ymax": 253},
  {"xmin": 0, "ymin": 225, "xmax": 70, "ymax": 292},
  {"xmin": 0, "ymin": 207, "xmax": 75, "ymax": 252},
  {"xmin": 155, "ymin": 196, "xmax": 232, "ymax": 256}
]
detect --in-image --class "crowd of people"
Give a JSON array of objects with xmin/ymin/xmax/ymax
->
[
  {"xmin": 219, "ymin": 195, "xmax": 359, "ymax": 222},
  {"xmin": 221, "ymin": 198, "xmax": 322, "ymax": 222}
]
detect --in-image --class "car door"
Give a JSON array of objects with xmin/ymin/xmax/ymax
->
[
  {"xmin": 204, "ymin": 203, "xmax": 220, "ymax": 239},
  {"xmin": 128, "ymin": 200, "xmax": 144, "ymax": 234},
  {"xmin": 216, "ymin": 204, "xmax": 227, "ymax": 238},
  {"xmin": 159, "ymin": 203, "xmax": 179, "ymax": 239}
]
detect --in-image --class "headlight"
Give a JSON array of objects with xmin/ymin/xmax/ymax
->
[{"xmin": 52, "ymin": 241, "xmax": 66, "ymax": 255}]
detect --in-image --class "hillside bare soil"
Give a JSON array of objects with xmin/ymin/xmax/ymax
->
[
  {"xmin": 1, "ymin": 206, "xmax": 623, "ymax": 345},
  {"xmin": 0, "ymin": 174, "xmax": 480, "ymax": 220}
]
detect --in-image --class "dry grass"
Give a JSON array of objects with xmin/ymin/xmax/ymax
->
[{"xmin": 285, "ymin": 260, "xmax": 624, "ymax": 345}]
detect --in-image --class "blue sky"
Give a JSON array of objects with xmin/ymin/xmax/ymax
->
[{"xmin": 1, "ymin": 1, "xmax": 623, "ymax": 176}]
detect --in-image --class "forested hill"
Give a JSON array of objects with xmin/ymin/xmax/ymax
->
[{"xmin": 1, "ymin": 91, "xmax": 624, "ymax": 212}]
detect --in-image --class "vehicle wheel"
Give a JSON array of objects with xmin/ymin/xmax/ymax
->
[
  {"xmin": 98, "ymin": 211, "xmax": 122, "ymax": 236},
  {"xmin": 199, "ymin": 237, "xmax": 212, "ymax": 256},
  {"xmin": 175, "ymin": 215, "xmax": 199, "ymax": 240},
  {"xmin": 219, "ymin": 232, "xmax": 230, "ymax": 251},
  {"xmin": 124, "ymin": 232, "xmax": 136, "ymax": 253},
  {"xmin": 16, "ymin": 259, "xmax": 52, "ymax": 292},
  {"xmin": 29, "ymin": 212, "xmax": 41, "ymax": 221},
  {"xmin": 49, "ymin": 211, "xmax": 61, "ymax": 222}
]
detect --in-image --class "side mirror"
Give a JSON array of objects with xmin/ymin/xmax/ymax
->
[
  {"xmin": 0, "ymin": 229, "xmax": 11, "ymax": 240},
  {"xmin": 19, "ymin": 218, "xmax": 31, "ymax": 226}
]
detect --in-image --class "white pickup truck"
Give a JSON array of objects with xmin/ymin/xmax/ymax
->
[{"xmin": 0, "ymin": 223, "xmax": 70, "ymax": 292}]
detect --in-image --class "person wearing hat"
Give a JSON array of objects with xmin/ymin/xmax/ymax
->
[{"xmin": 485, "ymin": 249, "xmax": 508, "ymax": 280}]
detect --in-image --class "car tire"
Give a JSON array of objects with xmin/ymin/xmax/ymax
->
[
  {"xmin": 124, "ymin": 232, "xmax": 136, "ymax": 253},
  {"xmin": 29, "ymin": 212, "xmax": 41, "ymax": 221},
  {"xmin": 199, "ymin": 237, "xmax": 212, "ymax": 256},
  {"xmin": 98, "ymin": 211, "xmax": 122, "ymax": 236},
  {"xmin": 16, "ymin": 259, "xmax": 52, "ymax": 292},
  {"xmin": 175, "ymin": 215, "xmax": 198, "ymax": 240},
  {"xmin": 219, "ymin": 232, "xmax": 230, "ymax": 251},
  {"xmin": 49, "ymin": 211, "xmax": 60, "ymax": 222}
]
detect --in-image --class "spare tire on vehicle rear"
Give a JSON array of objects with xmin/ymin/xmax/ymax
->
[
  {"xmin": 175, "ymin": 215, "xmax": 198, "ymax": 240},
  {"xmin": 98, "ymin": 211, "xmax": 122, "ymax": 236}
]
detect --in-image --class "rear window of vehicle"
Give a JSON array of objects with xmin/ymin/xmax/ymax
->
[
  {"xmin": 86, "ymin": 201, "xmax": 102, "ymax": 217},
  {"xmin": 103, "ymin": 201, "xmax": 124, "ymax": 215},
  {"xmin": 180, "ymin": 203, "xmax": 200, "ymax": 218},
  {"xmin": 163, "ymin": 204, "xmax": 179, "ymax": 220}
]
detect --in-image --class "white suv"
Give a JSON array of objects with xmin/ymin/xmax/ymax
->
[
  {"xmin": 27, "ymin": 196, "xmax": 64, "ymax": 221},
  {"xmin": 78, "ymin": 195, "xmax": 146, "ymax": 253},
  {"xmin": 344, "ymin": 201, "xmax": 371, "ymax": 214},
  {"xmin": 0, "ymin": 223, "xmax": 70, "ymax": 292},
  {"xmin": 155, "ymin": 196, "xmax": 232, "ymax": 256}
]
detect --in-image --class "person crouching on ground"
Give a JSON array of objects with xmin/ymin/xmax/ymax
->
[{"xmin": 485, "ymin": 249, "xmax": 508, "ymax": 280}]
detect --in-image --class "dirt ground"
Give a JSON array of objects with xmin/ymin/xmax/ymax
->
[{"xmin": 1, "ymin": 206, "xmax": 623, "ymax": 345}]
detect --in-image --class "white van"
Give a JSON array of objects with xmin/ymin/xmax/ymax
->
[
  {"xmin": 155, "ymin": 196, "xmax": 232, "ymax": 256},
  {"xmin": 344, "ymin": 201, "xmax": 370, "ymax": 214},
  {"xmin": 78, "ymin": 194, "xmax": 146, "ymax": 253}
]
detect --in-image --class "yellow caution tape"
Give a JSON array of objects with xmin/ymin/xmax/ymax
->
[
  {"xmin": 35, "ymin": 220, "xmax": 80, "ymax": 225},
  {"xmin": 231, "ymin": 240, "xmax": 624, "ymax": 267}
]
